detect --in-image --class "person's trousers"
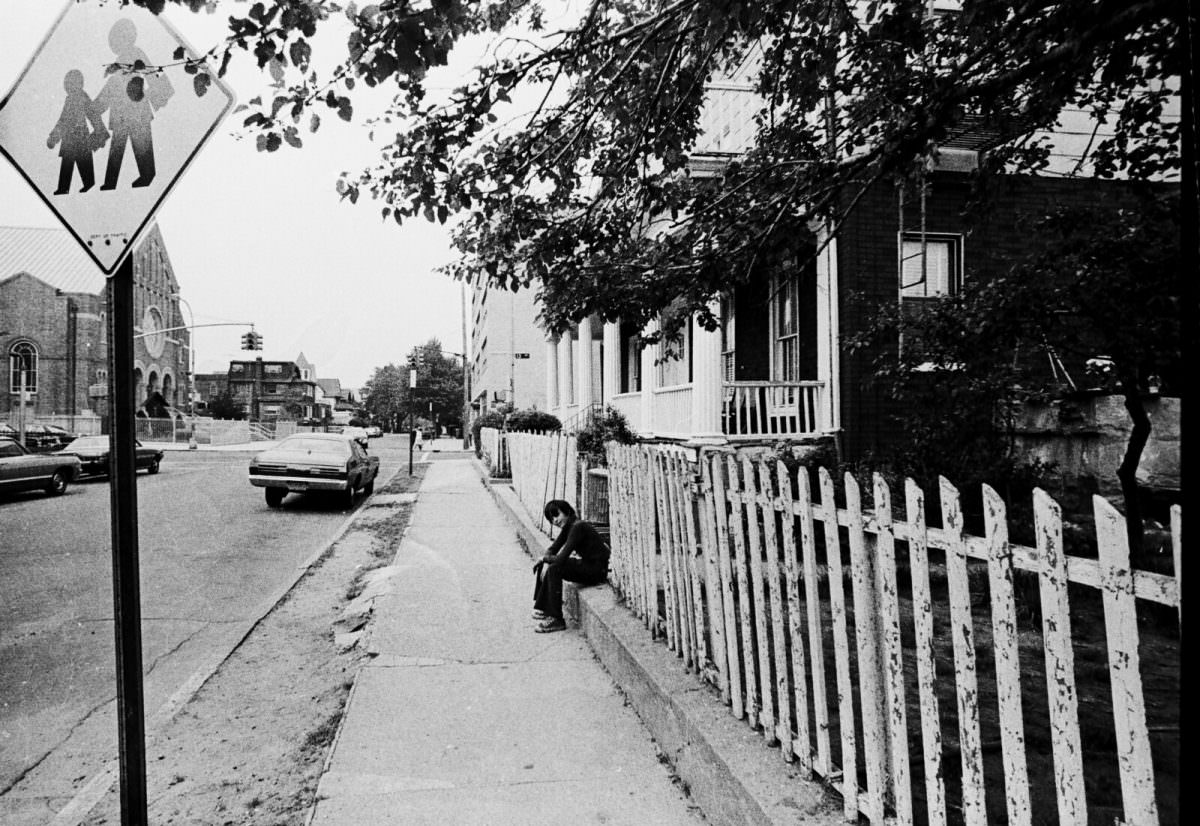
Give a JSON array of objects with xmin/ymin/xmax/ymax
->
[{"xmin": 532, "ymin": 558, "xmax": 607, "ymax": 620}]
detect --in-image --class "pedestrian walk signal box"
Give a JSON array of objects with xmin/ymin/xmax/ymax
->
[{"xmin": 240, "ymin": 331, "xmax": 263, "ymax": 350}]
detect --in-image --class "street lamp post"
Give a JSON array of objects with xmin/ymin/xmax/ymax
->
[{"xmin": 170, "ymin": 293, "xmax": 197, "ymax": 449}]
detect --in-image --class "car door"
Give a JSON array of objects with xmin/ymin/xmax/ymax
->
[{"xmin": 0, "ymin": 439, "xmax": 40, "ymax": 492}]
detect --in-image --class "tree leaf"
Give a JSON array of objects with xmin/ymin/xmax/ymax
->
[{"xmin": 193, "ymin": 72, "xmax": 211, "ymax": 98}]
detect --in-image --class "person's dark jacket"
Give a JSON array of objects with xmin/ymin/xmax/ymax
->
[{"xmin": 544, "ymin": 517, "xmax": 609, "ymax": 568}]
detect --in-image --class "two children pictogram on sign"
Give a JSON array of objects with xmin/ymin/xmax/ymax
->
[{"xmin": 47, "ymin": 18, "xmax": 176, "ymax": 195}]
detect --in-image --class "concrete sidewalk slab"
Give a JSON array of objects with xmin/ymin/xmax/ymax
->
[{"xmin": 309, "ymin": 459, "xmax": 705, "ymax": 826}]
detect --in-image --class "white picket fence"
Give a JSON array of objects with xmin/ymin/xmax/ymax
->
[
  {"xmin": 503, "ymin": 432, "xmax": 1181, "ymax": 826},
  {"xmin": 479, "ymin": 426, "xmax": 510, "ymax": 477}
]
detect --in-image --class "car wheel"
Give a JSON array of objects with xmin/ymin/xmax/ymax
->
[
  {"xmin": 342, "ymin": 485, "xmax": 356, "ymax": 510},
  {"xmin": 45, "ymin": 471, "xmax": 69, "ymax": 496},
  {"xmin": 265, "ymin": 488, "xmax": 285, "ymax": 508},
  {"xmin": 146, "ymin": 458, "xmax": 161, "ymax": 475},
  {"xmin": 363, "ymin": 479, "xmax": 374, "ymax": 496}
]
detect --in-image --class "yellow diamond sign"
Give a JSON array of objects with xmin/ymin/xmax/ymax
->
[{"xmin": 0, "ymin": 1, "xmax": 235, "ymax": 274}]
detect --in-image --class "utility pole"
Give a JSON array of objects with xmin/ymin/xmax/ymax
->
[{"xmin": 461, "ymin": 281, "xmax": 470, "ymax": 449}]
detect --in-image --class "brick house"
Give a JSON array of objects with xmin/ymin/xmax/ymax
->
[
  {"xmin": 1, "ymin": 223, "xmax": 192, "ymax": 428},
  {"xmin": 226, "ymin": 356, "xmax": 319, "ymax": 422}
]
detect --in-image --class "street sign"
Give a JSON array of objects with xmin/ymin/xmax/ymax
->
[{"xmin": 0, "ymin": 1, "xmax": 235, "ymax": 274}]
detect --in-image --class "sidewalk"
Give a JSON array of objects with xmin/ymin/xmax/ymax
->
[{"xmin": 307, "ymin": 456, "xmax": 706, "ymax": 826}]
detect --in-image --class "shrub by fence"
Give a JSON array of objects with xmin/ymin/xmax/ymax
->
[{"xmin": 503, "ymin": 431, "xmax": 1180, "ymax": 826}]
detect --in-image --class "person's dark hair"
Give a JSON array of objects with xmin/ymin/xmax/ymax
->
[{"xmin": 543, "ymin": 499, "xmax": 577, "ymax": 521}]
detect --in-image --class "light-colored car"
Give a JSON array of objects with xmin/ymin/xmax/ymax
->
[
  {"xmin": 365, "ymin": 425, "xmax": 383, "ymax": 438},
  {"xmin": 58, "ymin": 435, "xmax": 163, "ymax": 476},
  {"xmin": 249, "ymin": 432, "xmax": 380, "ymax": 509},
  {"xmin": 0, "ymin": 436, "xmax": 81, "ymax": 497},
  {"xmin": 341, "ymin": 426, "xmax": 370, "ymax": 447}
]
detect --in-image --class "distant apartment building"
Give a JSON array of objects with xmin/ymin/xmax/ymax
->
[{"xmin": 469, "ymin": 280, "xmax": 548, "ymax": 415}]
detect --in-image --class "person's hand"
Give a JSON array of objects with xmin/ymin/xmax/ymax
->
[{"xmin": 46, "ymin": 134, "xmax": 57, "ymax": 149}]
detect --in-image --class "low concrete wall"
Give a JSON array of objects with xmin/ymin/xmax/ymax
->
[{"xmin": 1010, "ymin": 393, "xmax": 1180, "ymax": 501}]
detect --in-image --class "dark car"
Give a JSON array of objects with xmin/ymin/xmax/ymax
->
[
  {"xmin": 0, "ymin": 436, "xmax": 81, "ymax": 497},
  {"xmin": 59, "ymin": 435, "xmax": 164, "ymax": 476},
  {"xmin": 248, "ymin": 432, "xmax": 380, "ymax": 509}
]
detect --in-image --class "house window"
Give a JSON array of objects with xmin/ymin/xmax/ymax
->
[
  {"xmin": 618, "ymin": 320, "xmax": 641, "ymax": 393},
  {"xmin": 656, "ymin": 321, "xmax": 692, "ymax": 387},
  {"xmin": 9, "ymin": 342, "xmax": 37, "ymax": 394},
  {"xmin": 774, "ymin": 273, "xmax": 799, "ymax": 381},
  {"xmin": 900, "ymin": 233, "xmax": 962, "ymax": 299},
  {"xmin": 720, "ymin": 295, "xmax": 735, "ymax": 382}
]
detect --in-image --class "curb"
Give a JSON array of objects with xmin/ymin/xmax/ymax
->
[{"xmin": 480, "ymin": 472, "xmax": 843, "ymax": 826}]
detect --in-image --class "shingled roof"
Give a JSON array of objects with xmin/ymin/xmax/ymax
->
[{"xmin": 0, "ymin": 225, "xmax": 107, "ymax": 295}]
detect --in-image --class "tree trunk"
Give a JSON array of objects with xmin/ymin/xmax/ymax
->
[{"xmin": 1117, "ymin": 381, "xmax": 1151, "ymax": 554}]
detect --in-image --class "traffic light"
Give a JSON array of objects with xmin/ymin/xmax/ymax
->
[
  {"xmin": 416, "ymin": 349, "xmax": 425, "ymax": 368},
  {"xmin": 240, "ymin": 332, "xmax": 253, "ymax": 350},
  {"xmin": 252, "ymin": 331, "xmax": 263, "ymax": 350}
]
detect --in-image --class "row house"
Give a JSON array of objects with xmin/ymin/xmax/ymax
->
[{"xmin": 544, "ymin": 31, "xmax": 1179, "ymax": 467}]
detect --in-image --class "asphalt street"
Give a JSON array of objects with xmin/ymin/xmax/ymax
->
[{"xmin": 0, "ymin": 435, "xmax": 412, "ymax": 812}]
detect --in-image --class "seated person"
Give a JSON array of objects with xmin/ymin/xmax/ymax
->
[{"xmin": 531, "ymin": 499, "xmax": 609, "ymax": 633}]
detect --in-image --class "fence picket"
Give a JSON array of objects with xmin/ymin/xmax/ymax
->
[
  {"xmin": 711, "ymin": 454, "xmax": 745, "ymax": 718},
  {"xmin": 873, "ymin": 474, "xmax": 913, "ymax": 825},
  {"xmin": 654, "ymin": 454, "xmax": 681, "ymax": 654},
  {"xmin": 756, "ymin": 461, "xmax": 793, "ymax": 758},
  {"xmin": 699, "ymin": 454, "xmax": 730, "ymax": 695},
  {"xmin": 674, "ymin": 455, "xmax": 700, "ymax": 668},
  {"xmin": 939, "ymin": 477, "xmax": 987, "ymax": 826},
  {"xmin": 1033, "ymin": 489, "xmax": 1086, "ymax": 826},
  {"xmin": 663, "ymin": 453, "xmax": 690, "ymax": 662},
  {"xmin": 798, "ymin": 471, "xmax": 832, "ymax": 777},
  {"xmin": 727, "ymin": 455, "xmax": 759, "ymax": 726},
  {"xmin": 778, "ymin": 460, "xmax": 812, "ymax": 772},
  {"xmin": 679, "ymin": 455, "xmax": 709, "ymax": 671},
  {"xmin": 983, "ymin": 485, "xmax": 1032, "ymax": 826},
  {"xmin": 743, "ymin": 456, "xmax": 776, "ymax": 743},
  {"xmin": 1094, "ymin": 496, "xmax": 1160, "ymax": 825},
  {"xmin": 818, "ymin": 467, "xmax": 859, "ymax": 821},
  {"xmin": 845, "ymin": 473, "xmax": 887, "ymax": 824},
  {"xmin": 639, "ymin": 448, "xmax": 659, "ymax": 637},
  {"xmin": 904, "ymin": 479, "xmax": 947, "ymax": 826}
]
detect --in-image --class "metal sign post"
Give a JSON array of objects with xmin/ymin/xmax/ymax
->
[{"xmin": 106, "ymin": 252, "xmax": 147, "ymax": 822}]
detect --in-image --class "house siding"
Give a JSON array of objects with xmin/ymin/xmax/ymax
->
[{"xmin": 836, "ymin": 172, "xmax": 1159, "ymax": 461}]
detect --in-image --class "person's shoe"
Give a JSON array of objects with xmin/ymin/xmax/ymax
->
[
  {"xmin": 535, "ymin": 617, "xmax": 566, "ymax": 633},
  {"xmin": 532, "ymin": 609, "xmax": 550, "ymax": 620},
  {"xmin": 131, "ymin": 175, "xmax": 154, "ymax": 187}
]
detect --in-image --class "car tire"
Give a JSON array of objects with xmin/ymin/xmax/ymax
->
[
  {"xmin": 342, "ymin": 485, "xmax": 356, "ymax": 510},
  {"xmin": 265, "ymin": 488, "xmax": 285, "ymax": 508},
  {"xmin": 363, "ymin": 479, "xmax": 374, "ymax": 496},
  {"xmin": 146, "ymin": 458, "xmax": 161, "ymax": 475},
  {"xmin": 45, "ymin": 471, "xmax": 69, "ymax": 496}
]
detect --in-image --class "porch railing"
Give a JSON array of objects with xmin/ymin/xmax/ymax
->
[{"xmin": 723, "ymin": 380, "xmax": 823, "ymax": 439}]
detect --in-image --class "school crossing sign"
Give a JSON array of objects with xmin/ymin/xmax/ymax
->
[{"xmin": 0, "ymin": 1, "xmax": 235, "ymax": 274}]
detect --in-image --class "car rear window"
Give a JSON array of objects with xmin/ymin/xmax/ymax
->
[{"xmin": 278, "ymin": 438, "xmax": 349, "ymax": 455}]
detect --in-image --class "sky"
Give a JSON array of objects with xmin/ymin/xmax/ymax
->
[{"xmin": 0, "ymin": 1, "xmax": 519, "ymax": 392}]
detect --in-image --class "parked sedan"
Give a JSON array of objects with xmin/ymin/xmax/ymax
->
[
  {"xmin": 58, "ymin": 435, "xmax": 164, "ymax": 476},
  {"xmin": 248, "ymin": 432, "xmax": 380, "ymax": 509},
  {"xmin": 365, "ymin": 425, "xmax": 383, "ymax": 438},
  {"xmin": 0, "ymin": 436, "xmax": 81, "ymax": 497}
]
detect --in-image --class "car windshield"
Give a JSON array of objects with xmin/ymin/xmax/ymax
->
[{"xmin": 272, "ymin": 437, "xmax": 349, "ymax": 456}]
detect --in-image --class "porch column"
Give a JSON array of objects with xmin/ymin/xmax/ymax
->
[
  {"xmin": 577, "ymin": 315, "xmax": 594, "ymax": 414},
  {"xmin": 689, "ymin": 302, "xmax": 726, "ymax": 444},
  {"xmin": 602, "ymin": 321, "xmax": 620, "ymax": 406},
  {"xmin": 545, "ymin": 337, "xmax": 559, "ymax": 414},
  {"xmin": 557, "ymin": 333, "xmax": 572, "ymax": 410},
  {"xmin": 814, "ymin": 224, "xmax": 842, "ymax": 432},
  {"xmin": 639, "ymin": 319, "xmax": 657, "ymax": 436}
]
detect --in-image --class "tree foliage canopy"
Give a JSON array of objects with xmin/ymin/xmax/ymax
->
[{"xmin": 132, "ymin": 0, "xmax": 1183, "ymax": 342}]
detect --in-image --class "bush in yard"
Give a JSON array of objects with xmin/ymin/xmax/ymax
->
[
  {"xmin": 505, "ymin": 408, "xmax": 561, "ymax": 434},
  {"xmin": 576, "ymin": 406, "xmax": 637, "ymax": 466},
  {"xmin": 471, "ymin": 407, "xmax": 509, "ymax": 460}
]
